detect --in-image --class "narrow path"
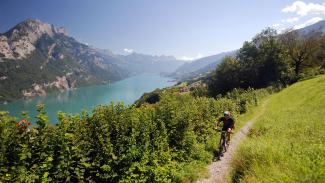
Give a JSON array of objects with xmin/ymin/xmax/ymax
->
[{"xmin": 196, "ymin": 100, "xmax": 269, "ymax": 183}]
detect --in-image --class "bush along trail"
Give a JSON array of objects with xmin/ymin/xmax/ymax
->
[{"xmin": 0, "ymin": 86, "xmax": 271, "ymax": 182}]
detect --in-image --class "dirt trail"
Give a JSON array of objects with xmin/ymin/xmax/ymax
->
[{"xmin": 196, "ymin": 100, "xmax": 269, "ymax": 183}]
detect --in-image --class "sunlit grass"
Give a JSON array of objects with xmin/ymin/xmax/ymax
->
[{"xmin": 230, "ymin": 75, "xmax": 325, "ymax": 182}]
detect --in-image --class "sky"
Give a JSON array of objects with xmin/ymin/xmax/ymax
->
[{"xmin": 0, "ymin": 0, "xmax": 324, "ymax": 60}]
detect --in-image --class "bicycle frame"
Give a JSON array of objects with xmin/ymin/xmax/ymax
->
[{"xmin": 218, "ymin": 130, "xmax": 230, "ymax": 157}]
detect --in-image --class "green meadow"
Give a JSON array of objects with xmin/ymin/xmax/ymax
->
[{"xmin": 231, "ymin": 75, "xmax": 325, "ymax": 182}]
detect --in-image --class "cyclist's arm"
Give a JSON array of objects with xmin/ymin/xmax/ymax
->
[
  {"xmin": 229, "ymin": 119, "xmax": 235, "ymax": 131},
  {"xmin": 215, "ymin": 117, "xmax": 222, "ymax": 129}
]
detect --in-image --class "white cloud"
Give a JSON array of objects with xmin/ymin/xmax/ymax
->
[
  {"xmin": 123, "ymin": 48, "xmax": 134, "ymax": 53},
  {"xmin": 281, "ymin": 17, "xmax": 300, "ymax": 23},
  {"xmin": 178, "ymin": 53, "xmax": 203, "ymax": 61},
  {"xmin": 282, "ymin": 1, "xmax": 325, "ymax": 16},
  {"xmin": 272, "ymin": 23, "xmax": 281, "ymax": 28},
  {"xmin": 293, "ymin": 16, "xmax": 323, "ymax": 29}
]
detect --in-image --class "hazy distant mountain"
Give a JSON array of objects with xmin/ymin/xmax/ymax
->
[
  {"xmin": 0, "ymin": 19, "xmax": 183, "ymax": 102},
  {"xmin": 97, "ymin": 50, "xmax": 184, "ymax": 75},
  {"xmin": 296, "ymin": 20, "xmax": 325, "ymax": 36},
  {"xmin": 170, "ymin": 50, "xmax": 236, "ymax": 80},
  {"xmin": 119, "ymin": 52, "xmax": 184, "ymax": 75}
]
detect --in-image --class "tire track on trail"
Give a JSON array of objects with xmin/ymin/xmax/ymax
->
[{"xmin": 196, "ymin": 100, "xmax": 269, "ymax": 183}]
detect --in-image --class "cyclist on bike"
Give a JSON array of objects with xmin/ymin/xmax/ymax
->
[{"xmin": 216, "ymin": 111, "xmax": 235, "ymax": 144}]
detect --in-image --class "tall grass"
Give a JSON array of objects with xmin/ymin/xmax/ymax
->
[{"xmin": 231, "ymin": 75, "xmax": 325, "ymax": 182}]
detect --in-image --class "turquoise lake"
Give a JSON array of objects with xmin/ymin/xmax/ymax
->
[{"xmin": 0, "ymin": 74, "xmax": 175, "ymax": 123}]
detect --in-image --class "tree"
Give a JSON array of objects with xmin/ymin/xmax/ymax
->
[
  {"xmin": 208, "ymin": 56, "xmax": 240, "ymax": 96},
  {"xmin": 253, "ymin": 28, "xmax": 289, "ymax": 86},
  {"xmin": 237, "ymin": 28, "xmax": 288, "ymax": 87},
  {"xmin": 236, "ymin": 41, "xmax": 260, "ymax": 87},
  {"xmin": 280, "ymin": 30, "xmax": 318, "ymax": 77},
  {"xmin": 208, "ymin": 28, "xmax": 290, "ymax": 96},
  {"xmin": 313, "ymin": 35, "xmax": 325, "ymax": 69}
]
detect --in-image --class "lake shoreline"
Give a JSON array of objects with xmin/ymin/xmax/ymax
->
[{"xmin": 0, "ymin": 74, "xmax": 175, "ymax": 123}]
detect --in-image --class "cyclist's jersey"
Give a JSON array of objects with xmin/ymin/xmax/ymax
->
[{"xmin": 218, "ymin": 117, "xmax": 235, "ymax": 131}]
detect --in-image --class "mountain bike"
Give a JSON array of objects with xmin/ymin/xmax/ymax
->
[
  {"xmin": 219, "ymin": 131, "xmax": 229, "ymax": 154},
  {"xmin": 215, "ymin": 128, "xmax": 230, "ymax": 160}
]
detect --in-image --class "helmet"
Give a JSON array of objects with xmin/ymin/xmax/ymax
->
[{"xmin": 224, "ymin": 111, "xmax": 230, "ymax": 116}]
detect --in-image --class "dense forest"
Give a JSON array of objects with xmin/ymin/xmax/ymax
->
[{"xmin": 0, "ymin": 27, "xmax": 324, "ymax": 182}]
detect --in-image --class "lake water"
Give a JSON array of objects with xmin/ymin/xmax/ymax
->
[{"xmin": 0, "ymin": 74, "xmax": 175, "ymax": 123}]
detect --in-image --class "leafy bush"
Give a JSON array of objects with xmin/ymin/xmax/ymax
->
[
  {"xmin": 0, "ymin": 88, "xmax": 268, "ymax": 182},
  {"xmin": 190, "ymin": 87, "xmax": 208, "ymax": 97},
  {"xmin": 225, "ymin": 88, "xmax": 271, "ymax": 114},
  {"xmin": 135, "ymin": 89, "xmax": 162, "ymax": 107}
]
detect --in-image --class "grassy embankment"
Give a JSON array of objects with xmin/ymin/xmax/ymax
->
[{"xmin": 230, "ymin": 75, "xmax": 325, "ymax": 182}]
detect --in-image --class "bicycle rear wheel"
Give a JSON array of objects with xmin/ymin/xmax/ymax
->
[{"xmin": 219, "ymin": 132, "xmax": 227, "ymax": 156}]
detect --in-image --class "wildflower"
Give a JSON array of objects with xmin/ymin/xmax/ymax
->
[{"xmin": 17, "ymin": 119, "xmax": 31, "ymax": 130}]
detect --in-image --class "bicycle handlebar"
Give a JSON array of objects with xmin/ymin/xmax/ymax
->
[{"xmin": 214, "ymin": 128, "xmax": 234, "ymax": 134}]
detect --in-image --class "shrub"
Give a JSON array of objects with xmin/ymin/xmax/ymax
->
[{"xmin": 0, "ymin": 87, "xmax": 268, "ymax": 182}]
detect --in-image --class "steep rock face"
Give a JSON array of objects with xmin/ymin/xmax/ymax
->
[
  {"xmin": 21, "ymin": 76, "xmax": 75, "ymax": 98},
  {"xmin": 0, "ymin": 19, "xmax": 128, "ymax": 102},
  {"xmin": 51, "ymin": 76, "xmax": 73, "ymax": 91},
  {"xmin": 0, "ymin": 36, "xmax": 15, "ymax": 59},
  {"xmin": 0, "ymin": 19, "xmax": 56, "ymax": 59},
  {"xmin": 22, "ymin": 84, "xmax": 47, "ymax": 98}
]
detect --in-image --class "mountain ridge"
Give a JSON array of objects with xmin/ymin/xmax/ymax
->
[
  {"xmin": 0, "ymin": 18, "xmax": 183, "ymax": 103},
  {"xmin": 296, "ymin": 20, "xmax": 325, "ymax": 36},
  {"xmin": 170, "ymin": 50, "xmax": 236, "ymax": 81}
]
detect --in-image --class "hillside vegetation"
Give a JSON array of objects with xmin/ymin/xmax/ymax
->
[
  {"xmin": 0, "ymin": 86, "xmax": 271, "ymax": 182},
  {"xmin": 231, "ymin": 75, "xmax": 325, "ymax": 182}
]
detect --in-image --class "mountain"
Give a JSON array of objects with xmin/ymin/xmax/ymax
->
[
  {"xmin": 119, "ymin": 53, "xmax": 183, "ymax": 75},
  {"xmin": 170, "ymin": 50, "xmax": 236, "ymax": 81},
  {"xmin": 96, "ymin": 50, "xmax": 184, "ymax": 75},
  {"xmin": 0, "ymin": 19, "xmax": 131, "ymax": 102},
  {"xmin": 296, "ymin": 20, "xmax": 325, "ymax": 36},
  {"xmin": 0, "ymin": 19, "xmax": 183, "ymax": 103}
]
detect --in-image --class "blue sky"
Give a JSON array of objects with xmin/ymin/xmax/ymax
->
[{"xmin": 1, "ymin": 0, "xmax": 324, "ymax": 60}]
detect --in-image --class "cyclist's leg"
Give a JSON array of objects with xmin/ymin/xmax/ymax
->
[
  {"xmin": 219, "ymin": 132, "xmax": 224, "ymax": 150},
  {"xmin": 218, "ymin": 132, "xmax": 225, "ymax": 155},
  {"xmin": 221, "ymin": 131, "xmax": 227, "ymax": 152},
  {"xmin": 227, "ymin": 133, "xmax": 230, "ymax": 145}
]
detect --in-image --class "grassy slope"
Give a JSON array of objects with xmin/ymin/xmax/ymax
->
[{"xmin": 230, "ymin": 75, "xmax": 325, "ymax": 182}]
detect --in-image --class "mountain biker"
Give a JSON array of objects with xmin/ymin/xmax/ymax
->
[{"xmin": 216, "ymin": 111, "xmax": 235, "ymax": 144}]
